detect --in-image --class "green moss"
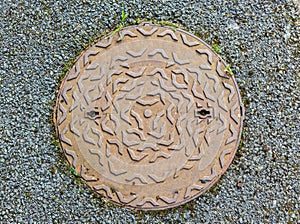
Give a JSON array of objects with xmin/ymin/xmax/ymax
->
[
  {"xmin": 207, "ymin": 182, "xmax": 221, "ymax": 196},
  {"xmin": 52, "ymin": 139, "xmax": 60, "ymax": 149},
  {"xmin": 105, "ymin": 201, "xmax": 119, "ymax": 209},
  {"xmin": 181, "ymin": 200, "xmax": 195, "ymax": 210},
  {"xmin": 156, "ymin": 21, "xmax": 180, "ymax": 30},
  {"xmin": 235, "ymin": 130, "xmax": 246, "ymax": 161},
  {"xmin": 25, "ymin": 192, "xmax": 31, "ymax": 198},
  {"xmin": 212, "ymin": 43, "xmax": 221, "ymax": 54},
  {"xmin": 248, "ymin": 70, "xmax": 254, "ymax": 75},
  {"xmin": 224, "ymin": 64, "xmax": 234, "ymax": 76},
  {"xmin": 239, "ymin": 84, "xmax": 250, "ymax": 110},
  {"xmin": 67, "ymin": 165, "xmax": 79, "ymax": 177},
  {"xmin": 58, "ymin": 57, "xmax": 76, "ymax": 83},
  {"xmin": 242, "ymin": 98, "xmax": 250, "ymax": 109},
  {"xmin": 50, "ymin": 165, "xmax": 57, "ymax": 174},
  {"xmin": 135, "ymin": 17, "xmax": 141, "ymax": 24}
]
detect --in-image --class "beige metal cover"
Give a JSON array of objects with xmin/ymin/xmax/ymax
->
[{"xmin": 54, "ymin": 23, "xmax": 244, "ymax": 210}]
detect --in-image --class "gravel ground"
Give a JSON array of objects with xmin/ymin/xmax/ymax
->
[{"xmin": 0, "ymin": 0, "xmax": 299, "ymax": 223}]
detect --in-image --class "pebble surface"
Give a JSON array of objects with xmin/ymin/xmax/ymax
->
[{"xmin": 0, "ymin": 0, "xmax": 299, "ymax": 223}]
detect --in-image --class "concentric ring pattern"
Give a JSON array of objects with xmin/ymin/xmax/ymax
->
[{"xmin": 54, "ymin": 23, "xmax": 244, "ymax": 210}]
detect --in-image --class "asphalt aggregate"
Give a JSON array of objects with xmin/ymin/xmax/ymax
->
[{"xmin": 0, "ymin": 0, "xmax": 299, "ymax": 223}]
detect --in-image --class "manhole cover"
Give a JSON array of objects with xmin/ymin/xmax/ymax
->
[{"xmin": 54, "ymin": 23, "xmax": 244, "ymax": 210}]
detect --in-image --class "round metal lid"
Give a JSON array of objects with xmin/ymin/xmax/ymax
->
[{"xmin": 54, "ymin": 23, "xmax": 244, "ymax": 210}]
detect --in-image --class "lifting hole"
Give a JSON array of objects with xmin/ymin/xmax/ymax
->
[
  {"xmin": 198, "ymin": 109, "xmax": 210, "ymax": 116},
  {"xmin": 87, "ymin": 110, "xmax": 99, "ymax": 118}
]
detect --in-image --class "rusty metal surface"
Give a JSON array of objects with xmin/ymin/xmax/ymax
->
[{"xmin": 54, "ymin": 23, "xmax": 244, "ymax": 210}]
